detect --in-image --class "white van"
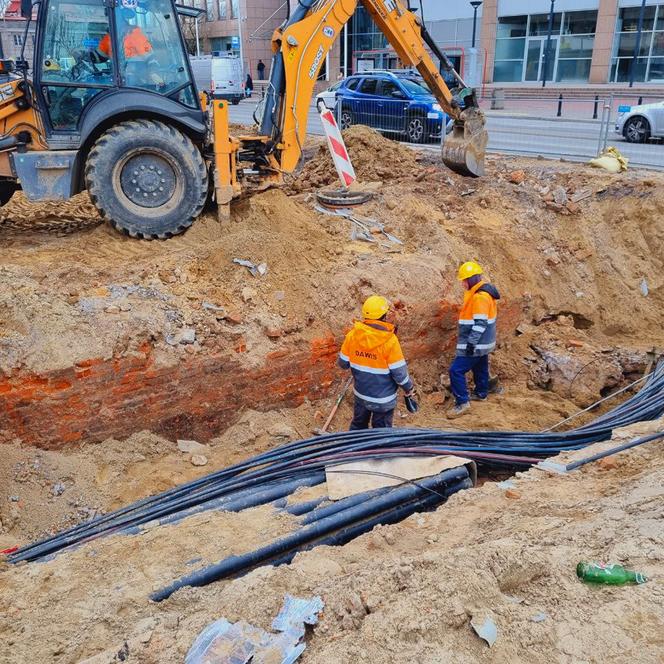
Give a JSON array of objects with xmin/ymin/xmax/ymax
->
[{"xmin": 189, "ymin": 54, "xmax": 244, "ymax": 104}]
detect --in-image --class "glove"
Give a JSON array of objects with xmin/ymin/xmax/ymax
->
[
  {"xmin": 404, "ymin": 392, "xmax": 419, "ymax": 413},
  {"xmin": 466, "ymin": 343, "xmax": 476, "ymax": 356}
]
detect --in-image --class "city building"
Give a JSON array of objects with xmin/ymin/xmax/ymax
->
[
  {"xmin": 182, "ymin": 0, "xmax": 340, "ymax": 82},
  {"xmin": 0, "ymin": 0, "xmax": 35, "ymax": 62},
  {"xmin": 348, "ymin": 1, "xmax": 664, "ymax": 88}
]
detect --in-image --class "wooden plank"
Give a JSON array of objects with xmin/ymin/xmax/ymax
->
[{"xmin": 325, "ymin": 455, "xmax": 476, "ymax": 500}]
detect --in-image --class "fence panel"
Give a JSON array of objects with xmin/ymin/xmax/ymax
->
[{"xmin": 325, "ymin": 92, "xmax": 664, "ymax": 171}]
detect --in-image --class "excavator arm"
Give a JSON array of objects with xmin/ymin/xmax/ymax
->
[{"xmin": 255, "ymin": 0, "xmax": 487, "ymax": 177}]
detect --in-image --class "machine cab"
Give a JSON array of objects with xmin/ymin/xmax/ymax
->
[{"xmin": 35, "ymin": 0, "xmax": 199, "ymax": 133}]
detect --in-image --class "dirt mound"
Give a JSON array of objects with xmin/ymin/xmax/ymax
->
[{"xmin": 291, "ymin": 125, "xmax": 419, "ymax": 191}]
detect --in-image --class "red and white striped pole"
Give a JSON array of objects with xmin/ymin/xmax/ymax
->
[{"xmin": 317, "ymin": 104, "xmax": 356, "ymax": 189}]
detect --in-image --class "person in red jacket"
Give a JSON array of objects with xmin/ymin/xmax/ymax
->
[{"xmin": 338, "ymin": 295, "xmax": 416, "ymax": 430}]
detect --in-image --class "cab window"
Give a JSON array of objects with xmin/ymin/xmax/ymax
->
[
  {"xmin": 41, "ymin": 0, "xmax": 114, "ymax": 86},
  {"xmin": 114, "ymin": 0, "xmax": 192, "ymax": 94},
  {"xmin": 39, "ymin": 0, "xmax": 113, "ymax": 131}
]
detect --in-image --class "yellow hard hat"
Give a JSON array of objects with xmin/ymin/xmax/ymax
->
[
  {"xmin": 457, "ymin": 261, "xmax": 483, "ymax": 281},
  {"xmin": 362, "ymin": 295, "xmax": 390, "ymax": 320}
]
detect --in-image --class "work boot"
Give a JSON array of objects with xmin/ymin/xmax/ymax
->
[
  {"xmin": 488, "ymin": 376, "xmax": 503, "ymax": 394},
  {"xmin": 470, "ymin": 393, "xmax": 487, "ymax": 401},
  {"xmin": 448, "ymin": 401, "xmax": 470, "ymax": 418}
]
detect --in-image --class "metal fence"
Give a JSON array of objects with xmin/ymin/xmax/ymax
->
[
  {"xmin": 478, "ymin": 95, "xmax": 664, "ymax": 170},
  {"xmin": 331, "ymin": 97, "xmax": 447, "ymax": 147},
  {"xmin": 324, "ymin": 93, "xmax": 664, "ymax": 172}
]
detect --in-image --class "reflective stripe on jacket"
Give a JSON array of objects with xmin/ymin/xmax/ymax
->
[
  {"xmin": 338, "ymin": 319, "xmax": 413, "ymax": 412},
  {"xmin": 456, "ymin": 281, "xmax": 500, "ymax": 357}
]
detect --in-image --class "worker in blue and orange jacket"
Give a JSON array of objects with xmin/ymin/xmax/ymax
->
[
  {"xmin": 338, "ymin": 295, "xmax": 416, "ymax": 430},
  {"xmin": 448, "ymin": 261, "xmax": 501, "ymax": 418}
]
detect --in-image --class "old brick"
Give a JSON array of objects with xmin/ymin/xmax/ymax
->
[
  {"xmin": 597, "ymin": 457, "xmax": 618, "ymax": 471},
  {"xmin": 508, "ymin": 170, "xmax": 526, "ymax": 185},
  {"xmin": 224, "ymin": 311, "xmax": 243, "ymax": 325},
  {"xmin": 505, "ymin": 489, "xmax": 521, "ymax": 500}
]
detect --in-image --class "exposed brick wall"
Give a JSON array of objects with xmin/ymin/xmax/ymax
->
[{"xmin": 0, "ymin": 301, "xmax": 521, "ymax": 449}]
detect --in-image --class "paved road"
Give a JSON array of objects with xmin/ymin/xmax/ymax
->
[{"xmin": 230, "ymin": 98, "xmax": 664, "ymax": 170}]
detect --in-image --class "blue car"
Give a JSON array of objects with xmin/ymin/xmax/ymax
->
[{"xmin": 335, "ymin": 71, "xmax": 447, "ymax": 143}]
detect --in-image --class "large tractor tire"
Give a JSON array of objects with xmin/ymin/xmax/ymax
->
[{"xmin": 85, "ymin": 119, "xmax": 208, "ymax": 239}]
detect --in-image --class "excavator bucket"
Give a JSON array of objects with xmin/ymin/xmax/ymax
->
[{"xmin": 442, "ymin": 107, "xmax": 489, "ymax": 177}]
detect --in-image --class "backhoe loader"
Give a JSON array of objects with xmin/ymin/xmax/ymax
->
[{"xmin": 0, "ymin": 0, "xmax": 488, "ymax": 239}]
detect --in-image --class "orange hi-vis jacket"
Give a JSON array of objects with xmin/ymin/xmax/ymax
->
[
  {"xmin": 456, "ymin": 280, "xmax": 500, "ymax": 357},
  {"xmin": 98, "ymin": 27, "xmax": 153, "ymax": 59},
  {"xmin": 338, "ymin": 319, "xmax": 413, "ymax": 412}
]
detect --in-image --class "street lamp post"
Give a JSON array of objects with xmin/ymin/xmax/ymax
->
[
  {"xmin": 628, "ymin": 0, "xmax": 647, "ymax": 88},
  {"xmin": 542, "ymin": 0, "xmax": 555, "ymax": 88},
  {"xmin": 468, "ymin": 1, "xmax": 482, "ymax": 87},
  {"xmin": 470, "ymin": 1, "xmax": 482, "ymax": 49}
]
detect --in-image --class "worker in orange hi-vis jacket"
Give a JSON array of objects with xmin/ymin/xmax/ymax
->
[
  {"xmin": 448, "ymin": 261, "xmax": 501, "ymax": 419},
  {"xmin": 337, "ymin": 295, "xmax": 416, "ymax": 430}
]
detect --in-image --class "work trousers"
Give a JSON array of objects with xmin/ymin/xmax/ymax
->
[
  {"xmin": 349, "ymin": 398, "xmax": 394, "ymax": 430},
  {"xmin": 449, "ymin": 354, "xmax": 490, "ymax": 406}
]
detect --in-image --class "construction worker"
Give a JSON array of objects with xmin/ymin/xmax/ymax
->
[
  {"xmin": 338, "ymin": 295, "xmax": 416, "ymax": 430},
  {"xmin": 448, "ymin": 261, "xmax": 500, "ymax": 418},
  {"xmin": 86, "ymin": 1, "xmax": 164, "ymax": 88}
]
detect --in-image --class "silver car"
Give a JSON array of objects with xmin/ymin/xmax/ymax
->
[{"xmin": 615, "ymin": 100, "xmax": 664, "ymax": 143}]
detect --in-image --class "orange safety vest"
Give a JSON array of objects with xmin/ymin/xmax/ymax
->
[
  {"xmin": 98, "ymin": 27, "xmax": 153, "ymax": 59},
  {"xmin": 457, "ymin": 280, "xmax": 499, "ymax": 356},
  {"xmin": 338, "ymin": 319, "xmax": 413, "ymax": 410}
]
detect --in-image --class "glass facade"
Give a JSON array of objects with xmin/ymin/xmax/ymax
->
[
  {"xmin": 610, "ymin": 5, "xmax": 664, "ymax": 83},
  {"xmin": 493, "ymin": 10, "xmax": 597, "ymax": 83}
]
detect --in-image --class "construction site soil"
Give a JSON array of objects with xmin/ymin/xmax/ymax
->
[{"xmin": 1, "ymin": 126, "xmax": 664, "ymax": 662}]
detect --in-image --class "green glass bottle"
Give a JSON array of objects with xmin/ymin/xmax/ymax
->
[{"xmin": 576, "ymin": 562, "xmax": 647, "ymax": 585}]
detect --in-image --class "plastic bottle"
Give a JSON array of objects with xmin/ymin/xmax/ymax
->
[{"xmin": 576, "ymin": 561, "xmax": 647, "ymax": 585}]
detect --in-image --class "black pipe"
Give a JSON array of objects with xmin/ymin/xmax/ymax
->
[
  {"xmin": 564, "ymin": 431, "xmax": 664, "ymax": 471},
  {"xmin": 593, "ymin": 95, "xmax": 599, "ymax": 120},
  {"xmin": 262, "ymin": 478, "xmax": 473, "ymax": 571},
  {"xmin": 150, "ymin": 466, "xmax": 470, "ymax": 601},
  {"xmin": 557, "ymin": 94, "xmax": 563, "ymax": 117}
]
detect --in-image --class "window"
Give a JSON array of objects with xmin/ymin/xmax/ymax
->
[
  {"xmin": 563, "ymin": 10, "xmax": 597, "ymax": 35},
  {"xmin": 610, "ymin": 4, "xmax": 664, "ymax": 83},
  {"xmin": 114, "ymin": 0, "xmax": 193, "ymax": 94},
  {"xmin": 400, "ymin": 78, "xmax": 428, "ymax": 95},
  {"xmin": 345, "ymin": 77, "xmax": 360, "ymax": 91},
  {"xmin": 205, "ymin": 0, "xmax": 215, "ymax": 21},
  {"xmin": 13, "ymin": 34, "xmax": 23, "ymax": 46},
  {"xmin": 380, "ymin": 80, "xmax": 399, "ymax": 96},
  {"xmin": 218, "ymin": 0, "xmax": 226, "ymax": 19},
  {"xmin": 497, "ymin": 16, "xmax": 526, "ymax": 38},
  {"xmin": 41, "ymin": 0, "xmax": 114, "ymax": 85},
  {"xmin": 359, "ymin": 78, "xmax": 377, "ymax": 94},
  {"xmin": 528, "ymin": 13, "xmax": 562, "ymax": 37},
  {"xmin": 231, "ymin": 0, "xmax": 239, "ymax": 19},
  {"xmin": 493, "ymin": 10, "xmax": 596, "ymax": 83}
]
